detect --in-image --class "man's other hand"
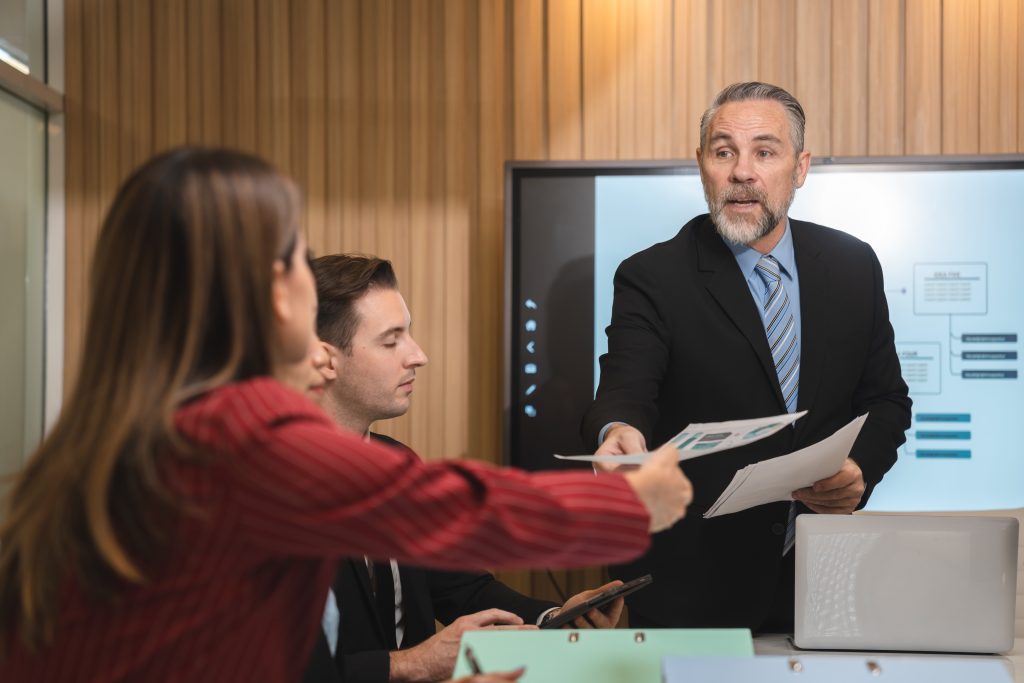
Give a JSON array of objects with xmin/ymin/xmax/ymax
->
[
  {"xmin": 792, "ymin": 457, "xmax": 866, "ymax": 514},
  {"xmin": 389, "ymin": 609, "xmax": 535, "ymax": 683},
  {"xmin": 557, "ymin": 580, "xmax": 625, "ymax": 629}
]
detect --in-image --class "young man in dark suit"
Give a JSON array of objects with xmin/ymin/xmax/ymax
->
[
  {"xmin": 304, "ymin": 255, "xmax": 626, "ymax": 683},
  {"xmin": 583, "ymin": 82, "xmax": 912, "ymax": 632}
]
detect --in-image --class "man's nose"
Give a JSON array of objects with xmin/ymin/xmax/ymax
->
[
  {"xmin": 407, "ymin": 338, "xmax": 428, "ymax": 367},
  {"xmin": 729, "ymin": 151, "xmax": 756, "ymax": 183}
]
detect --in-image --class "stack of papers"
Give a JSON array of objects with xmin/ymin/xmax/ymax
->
[
  {"xmin": 555, "ymin": 411, "xmax": 869, "ymax": 519},
  {"xmin": 703, "ymin": 414, "xmax": 867, "ymax": 518}
]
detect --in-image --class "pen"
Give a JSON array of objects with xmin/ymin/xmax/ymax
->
[{"xmin": 464, "ymin": 645, "xmax": 484, "ymax": 675}]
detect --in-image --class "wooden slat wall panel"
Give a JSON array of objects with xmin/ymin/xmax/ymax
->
[
  {"xmin": 979, "ymin": 0, "xmax": 1019, "ymax": 153},
  {"xmin": 648, "ymin": 1, "xmax": 674, "ymax": 158},
  {"xmin": 905, "ymin": 0, "xmax": 942, "ymax": 154},
  {"xmin": 63, "ymin": 0, "xmax": 1024, "ymax": 612},
  {"xmin": 794, "ymin": 0, "xmax": 832, "ymax": 155},
  {"xmin": 513, "ymin": 0, "xmax": 546, "ymax": 159},
  {"xmin": 719, "ymin": 0, "xmax": 759, "ymax": 86},
  {"xmin": 942, "ymin": 0, "xmax": 980, "ymax": 153},
  {"xmin": 677, "ymin": 0, "xmax": 710, "ymax": 156},
  {"xmin": 547, "ymin": 0, "xmax": 582, "ymax": 159},
  {"xmin": 758, "ymin": 0, "xmax": 797, "ymax": 96},
  {"xmin": 831, "ymin": 0, "xmax": 869, "ymax": 155},
  {"xmin": 867, "ymin": 0, "xmax": 904, "ymax": 155},
  {"xmin": 581, "ymin": 0, "xmax": 618, "ymax": 159}
]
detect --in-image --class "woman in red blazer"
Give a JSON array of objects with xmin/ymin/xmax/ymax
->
[{"xmin": 0, "ymin": 148, "xmax": 690, "ymax": 682}]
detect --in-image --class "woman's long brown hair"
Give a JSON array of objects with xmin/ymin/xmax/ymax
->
[{"xmin": 0, "ymin": 148, "xmax": 301, "ymax": 653}]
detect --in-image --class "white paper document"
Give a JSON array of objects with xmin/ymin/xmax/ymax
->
[
  {"xmin": 703, "ymin": 414, "xmax": 868, "ymax": 519},
  {"xmin": 554, "ymin": 410, "xmax": 807, "ymax": 465}
]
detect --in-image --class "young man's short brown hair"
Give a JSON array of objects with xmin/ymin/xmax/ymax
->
[{"xmin": 311, "ymin": 254, "xmax": 398, "ymax": 351}]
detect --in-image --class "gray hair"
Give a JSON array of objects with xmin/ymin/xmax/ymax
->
[{"xmin": 699, "ymin": 82, "xmax": 806, "ymax": 153}]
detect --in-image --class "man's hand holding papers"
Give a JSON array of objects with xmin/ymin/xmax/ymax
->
[
  {"xmin": 703, "ymin": 414, "xmax": 869, "ymax": 518},
  {"xmin": 792, "ymin": 457, "xmax": 866, "ymax": 514}
]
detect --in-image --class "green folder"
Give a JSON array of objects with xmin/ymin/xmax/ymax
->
[{"xmin": 453, "ymin": 628, "xmax": 753, "ymax": 682}]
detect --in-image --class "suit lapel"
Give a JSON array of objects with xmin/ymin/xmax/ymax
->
[
  {"xmin": 790, "ymin": 221, "xmax": 828, "ymax": 441},
  {"xmin": 345, "ymin": 558, "xmax": 391, "ymax": 646},
  {"xmin": 696, "ymin": 220, "xmax": 787, "ymax": 411}
]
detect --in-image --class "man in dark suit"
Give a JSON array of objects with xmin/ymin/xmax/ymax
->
[
  {"xmin": 304, "ymin": 254, "xmax": 626, "ymax": 683},
  {"xmin": 583, "ymin": 82, "xmax": 912, "ymax": 632}
]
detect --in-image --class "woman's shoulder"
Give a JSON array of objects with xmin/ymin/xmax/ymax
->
[{"xmin": 175, "ymin": 377, "xmax": 331, "ymax": 445}]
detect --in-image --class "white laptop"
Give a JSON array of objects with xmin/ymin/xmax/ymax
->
[{"xmin": 794, "ymin": 514, "xmax": 1018, "ymax": 654}]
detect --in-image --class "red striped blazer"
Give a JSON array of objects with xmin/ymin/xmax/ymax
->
[{"xmin": 2, "ymin": 378, "xmax": 649, "ymax": 682}]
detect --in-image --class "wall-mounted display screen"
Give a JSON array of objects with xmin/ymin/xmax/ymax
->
[{"xmin": 506, "ymin": 157, "xmax": 1024, "ymax": 512}]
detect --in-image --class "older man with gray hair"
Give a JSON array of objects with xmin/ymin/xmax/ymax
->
[{"xmin": 583, "ymin": 81, "xmax": 911, "ymax": 632}]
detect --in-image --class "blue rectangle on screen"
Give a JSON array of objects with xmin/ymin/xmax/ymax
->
[
  {"xmin": 915, "ymin": 414, "xmax": 971, "ymax": 423},
  {"xmin": 917, "ymin": 450, "xmax": 972, "ymax": 459},
  {"xmin": 916, "ymin": 431, "xmax": 971, "ymax": 440}
]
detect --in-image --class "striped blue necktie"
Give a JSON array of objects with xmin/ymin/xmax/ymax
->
[
  {"xmin": 755, "ymin": 255, "xmax": 800, "ymax": 413},
  {"xmin": 755, "ymin": 255, "xmax": 800, "ymax": 554}
]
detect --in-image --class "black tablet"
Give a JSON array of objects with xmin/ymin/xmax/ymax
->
[{"xmin": 539, "ymin": 574, "xmax": 653, "ymax": 629}]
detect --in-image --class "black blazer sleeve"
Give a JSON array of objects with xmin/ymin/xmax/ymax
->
[
  {"xmin": 582, "ymin": 248, "xmax": 675, "ymax": 448},
  {"xmin": 427, "ymin": 570, "xmax": 558, "ymax": 626},
  {"xmin": 335, "ymin": 650, "xmax": 390, "ymax": 683}
]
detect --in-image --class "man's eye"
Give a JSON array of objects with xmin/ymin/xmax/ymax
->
[
  {"xmin": 758, "ymin": 149, "xmax": 774, "ymax": 158},
  {"xmin": 715, "ymin": 149, "xmax": 731, "ymax": 158}
]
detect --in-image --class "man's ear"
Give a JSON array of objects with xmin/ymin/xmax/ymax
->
[
  {"xmin": 320, "ymin": 341, "xmax": 339, "ymax": 380},
  {"xmin": 271, "ymin": 259, "xmax": 291, "ymax": 322}
]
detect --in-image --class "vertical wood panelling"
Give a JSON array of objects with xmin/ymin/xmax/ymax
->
[
  {"xmin": 979, "ymin": 0, "xmax": 1019, "ymax": 153},
  {"xmin": 905, "ymin": 0, "xmax": 941, "ymax": 154},
  {"xmin": 648, "ymin": 0, "xmax": 674, "ymax": 158},
  {"xmin": 63, "ymin": 0, "xmax": 1024, "ymax": 604},
  {"xmin": 1020, "ymin": 0, "xmax": 1024, "ymax": 152},
  {"xmin": 615, "ymin": 0, "xmax": 638, "ymax": 157},
  {"xmin": 547, "ymin": 0, "xmax": 583, "ymax": 159},
  {"xmin": 118, "ymin": 0, "xmax": 153, "ymax": 169},
  {"xmin": 677, "ymin": 0, "xmax": 709, "ymax": 155},
  {"xmin": 581, "ymin": 0, "xmax": 618, "ymax": 158},
  {"xmin": 720, "ymin": 0, "xmax": 759, "ymax": 86},
  {"xmin": 512, "ymin": 0, "xmax": 546, "ymax": 158},
  {"xmin": 289, "ymin": 0, "xmax": 324, "ymax": 245},
  {"xmin": 406, "ymin": 0, "xmax": 435, "ymax": 455},
  {"xmin": 151, "ymin": 0, "xmax": 187, "ymax": 152},
  {"xmin": 794, "ymin": 0, "xmax": 831, "ymax": 155},
  {"xmin": 758, "ymin": 0, "xmax": 797, "ymax": 95},
  {"xmin": 470, "ymin": 0, "xmax": 510, "ymax": 470},
  {"xmin": 831, "ymin": 0, "xmax": 869, "ymax": 155},
  {"xmin": 942, "ymin": 0, "xmax": 980, "ymax": 153},
  {"xmin": 867, "ymin": 0, "xmax": 904, "ymax": 155},
  {"xmin": 442, "ymin": 0, "xmax": 474, "ymax": 458}
]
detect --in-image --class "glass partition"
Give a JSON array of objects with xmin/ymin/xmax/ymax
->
[{"xmin": 0, "ymin": 86, "xmax": 45, "ymax": 483}]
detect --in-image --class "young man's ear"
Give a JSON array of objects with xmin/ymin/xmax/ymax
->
[{"xmin": 319, "ymin": 341, "xmax": 339, "ymax": 380}]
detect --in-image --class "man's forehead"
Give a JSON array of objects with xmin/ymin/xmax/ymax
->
[
  {"xmin": 354, "ymin": 287, "xmax": 411, "ymax": 334},
  {"xmin": 708, "ymin": 100, "xmax": 789, "ymax": 136}
]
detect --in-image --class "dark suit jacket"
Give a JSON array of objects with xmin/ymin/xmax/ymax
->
[
  {"xmin": 303, "ymin": 434, "xmax": 558, "ymax": 683},
  {"xmin": 582, "ymin": 215, "xmax": 912, "ymax": 631}
]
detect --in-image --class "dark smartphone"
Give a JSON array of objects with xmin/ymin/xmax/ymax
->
[{"xmin": 539, "ymin": 574, "xmax": 653, "ymax": 629}]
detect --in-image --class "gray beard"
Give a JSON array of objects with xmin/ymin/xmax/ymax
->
[{"xmin": 704, "ymin": 181, "xmax": 796, "ymax": 246}]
